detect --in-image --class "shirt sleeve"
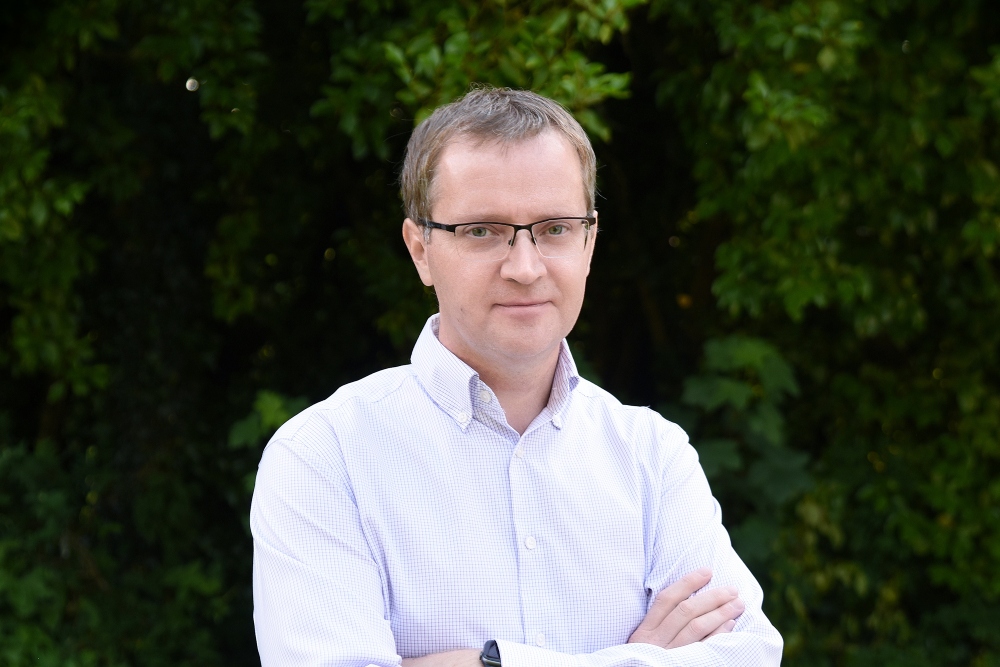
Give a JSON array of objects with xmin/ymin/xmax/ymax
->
[
  {"xmin": 251, "ymin": 431, "xmax": 400, "ymax": 667},
  {"xmin": 494, "ymin": 419, "xmax": 784, "ymax": 667}
]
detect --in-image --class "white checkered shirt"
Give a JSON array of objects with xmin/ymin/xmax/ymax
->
[{"xmin": 251, "ymin": 315, "xmax": 783, "ymax": 666}]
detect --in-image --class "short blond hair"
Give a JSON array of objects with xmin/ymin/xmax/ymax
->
[{"xmin": 400, "ymin": 87, "xmax": 597, "ymax": 223}]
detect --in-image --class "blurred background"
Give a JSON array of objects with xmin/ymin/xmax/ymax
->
[{"xmin": 3, "ymin": 0, "xmax": 1000, "ymax": 664}]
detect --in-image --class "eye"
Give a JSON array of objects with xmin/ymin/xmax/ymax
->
[
  {"xmin": 538, "ymin": 220, "xmax": 575, "ymax": 236},
  {"xmin": 465, "ymin": 225, "xmax": 493, "ymax": 238}
]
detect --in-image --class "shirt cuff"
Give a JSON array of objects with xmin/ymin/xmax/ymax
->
[{"xmin": 494, "ymin": 639, "xmax": 581, "ymax": 667}]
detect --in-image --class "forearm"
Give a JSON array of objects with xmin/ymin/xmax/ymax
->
[
  {"xmin": 401, "ymin": 649, "xmax": 480, "ymax": 667},
  {"xmin": 360, "ymin": 620, "xmax": 780, "ymax": 667},
  {"xmin": 491, "ymin": 564, "xmax": 780, "ymax": 667},
  {"xmin": 495, "ymin": 630, "xmax": 782, "ymax": 667}
]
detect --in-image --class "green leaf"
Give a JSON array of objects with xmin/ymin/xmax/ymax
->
[
  {"xmin": 694, "ymin": 438, "xmax": 742, "ymax": 479},
  {"xmin": 682, "ymin": 376, "xmax": 754, "ymax": 411}
]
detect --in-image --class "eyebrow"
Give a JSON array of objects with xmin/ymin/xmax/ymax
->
[{"xmin": 449, "ymin": 212, "xmax": 587, "ymax": 222}]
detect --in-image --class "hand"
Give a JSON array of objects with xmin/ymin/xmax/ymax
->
[
  {"xmin": 401, "ymin": 649, "xmax": 481, "ymax": 667},
  {"xmin": 628, "ymin": 568, "xmax": 745, "ymax": 649}
]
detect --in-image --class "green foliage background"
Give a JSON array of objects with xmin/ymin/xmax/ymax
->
[{"xmin": 3, "ymin": 0, "xmax": 1000, "ymax": 664}]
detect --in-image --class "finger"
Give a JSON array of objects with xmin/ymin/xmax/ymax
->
[
  {"xmin": 668, "ymin": 597, "xmax": 745, "ymax": 648},
  {"xmin": 648, "ymin": 586, "xmax": 739, "ymax": 647},
  {"xmin": 636, "ymin": 568, "xmax": 712, "ymax": 630},
  {"xmin": 707, "ymin": 619, "xmax": 737, "ymax": 638}
]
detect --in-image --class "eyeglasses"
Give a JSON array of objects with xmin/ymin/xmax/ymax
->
[{"xmin": 416, "ymin": 216, "xmax": 596, "ymax": 262}]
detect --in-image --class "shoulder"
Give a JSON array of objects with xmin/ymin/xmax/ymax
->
[
  {"xmin": 573, "ymin": 378, "xmax": 690, "ymax": 451},
  {"xmin": 260, "ymin": 364, "xmax": 419, "ymax": 477}
]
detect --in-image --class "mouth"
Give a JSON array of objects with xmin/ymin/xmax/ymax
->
[{"xmin": 496, "ymin": 300, "xmax": 550, "ymax": 309}]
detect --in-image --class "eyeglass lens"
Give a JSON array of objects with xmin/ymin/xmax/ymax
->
[{"xmin": 451, "ymin": 219, "xmax": 589, "ymax": 261}]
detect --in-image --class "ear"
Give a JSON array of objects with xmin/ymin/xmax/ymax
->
[
  {"xmin": 402, "ymin": 218, "xmax": 434, "ymax": 286},
  {"xmin": 584, "ymin": 211, "xmax": 598, "ymax": 276}
]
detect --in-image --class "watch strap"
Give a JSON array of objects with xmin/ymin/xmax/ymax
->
[{"xmin": 480, "ymin": 639, "xmax": 502, "ymax": 666}]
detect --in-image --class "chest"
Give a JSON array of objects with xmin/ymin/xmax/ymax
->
[{"xmin": 350, "ymin": 420, "xmax": 653, "ymax": 657}]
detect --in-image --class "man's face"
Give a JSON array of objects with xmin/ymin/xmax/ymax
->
[{"xmin": 402, "ymin": 130, "xmax": 596, "ymax": 374}]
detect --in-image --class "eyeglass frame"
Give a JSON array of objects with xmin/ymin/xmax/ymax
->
[{"xmin": 415, "ymin": 215, "xmax": 597, "ymax": 258}]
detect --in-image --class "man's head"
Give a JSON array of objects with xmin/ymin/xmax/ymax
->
[
  {"xmin": 400, "ymin": 88, "xmax": 598, "ymax": 377},
  {"xmin": 400, "ymin": 87, "xmax": 596, "ymax": 225}
]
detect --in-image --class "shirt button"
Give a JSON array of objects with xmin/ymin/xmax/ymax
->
[
  {"xmin": 535, "ymin": 633, "xmax": 545, "ymax": 647},
  {"xmin": 456, "ymin": 411, "xmax": 469, "ymax": 423},
  {"xmin": 524, "ymin": 535, "xmax": 536, "ymax": 550},
  {"xmin": 514, "ymin": 448, "xmax": 524, "ymax": 458},
  {"xmin": 552, "ymin": 415, "xmax": 562, "ymax": 428},
  {"xmin": 479, "ymin": 389, "xmax": 491, "ymax": 403}
]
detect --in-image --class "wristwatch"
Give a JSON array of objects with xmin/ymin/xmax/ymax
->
[{"xmin": 480, "ymin": 640, "xmax": 502, "ymax": 666}]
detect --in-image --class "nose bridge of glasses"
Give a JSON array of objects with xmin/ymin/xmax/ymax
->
[
  {"xmin": 500, "ymin": 227, "xmax": 548, "ymax": 274},
  {"xmin": 507, "ymin": 225, "xmax": 538, "ymax": 248}
]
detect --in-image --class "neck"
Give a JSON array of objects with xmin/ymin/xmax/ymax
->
[
  {"xmin": 438, "ymin": 326, "xmax": 559, "ymax": 434},
  {"xmin": 475, "ymin": 351, "xmax": 559, "ymax": 434},
  {"xmin": 434, "ymin": 318, "xmax": 564, "ymax": 435}
]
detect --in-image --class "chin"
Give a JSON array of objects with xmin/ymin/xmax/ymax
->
[{"xmin": 492, "ymin": 329, "xmax": 565, "ymax": 361}]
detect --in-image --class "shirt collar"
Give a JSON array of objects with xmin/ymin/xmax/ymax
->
[
  {"xmin": 410, "ymin": 314, "xmax": 581, "ymax": 430},
  {"xmin": 548, "ymin": 338, "xmax": 581, "ymax": 428}
]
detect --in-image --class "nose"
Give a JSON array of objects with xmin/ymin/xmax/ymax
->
[{"xmin": 499, "ymin": 229, "xmax": 546, "ymax": 283}]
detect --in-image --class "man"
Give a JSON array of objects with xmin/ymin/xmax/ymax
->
[{"xmin": 251, "ymin": 87, "xmax": 783, "ymax": 666}]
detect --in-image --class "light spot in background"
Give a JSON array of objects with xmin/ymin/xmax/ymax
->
[
  {"xmin": 185, "ymin": 77, "xmax": 199, "ymax": 91},
  {"xmin": 902, "ymin": 40, "xmax": 910, "ymax": 54}
]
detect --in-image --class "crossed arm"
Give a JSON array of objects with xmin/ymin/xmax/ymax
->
[
  {"xmin": 251, "ymin": 425, "xmax": 783, "ymax": 666},
  {"xmin": 402, "ymin": 568, "xmax": 747, "ymax": 666}
]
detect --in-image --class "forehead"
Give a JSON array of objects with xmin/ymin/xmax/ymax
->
[{"xmin": 430, "ymin": 131, "xmax": 587, "ymax": 220}]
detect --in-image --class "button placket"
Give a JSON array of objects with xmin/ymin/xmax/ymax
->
[{"xmin": 509, "ymin": 430, "xmax": 554, "ymax": 651}]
